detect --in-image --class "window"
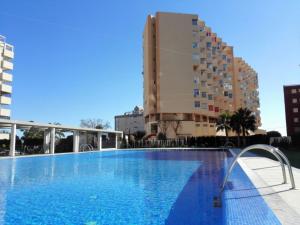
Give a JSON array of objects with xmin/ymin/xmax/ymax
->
[
  {"xmin": 294, "ymin": 127, "xmax": 300, "ymax": 133},
  {"xmin": 192, "ymin": 42, "xmax": 199, "ymax": 48},
  {"xmin": 222, "ymin": 55, "xmax": 227, "ymax": 60},
  {"xmin": 192, "ymin": 19, "xmax": 198, "ymax": 25},
  {"xmin": 208, "ymin": 105, "xmax": 214, "ymax": 111},
  {"xmin": 195, "ymin": 124, "xmax": 200, "ymax": 127},
  {"xmin": 223, "ymin": 64, "xmax": 227, "ymax": 70},
  {"xmin": 291, "ymin": 89, "xmax": 297, "ymax": 94},
  {"xmin": 206, "ymin": 42, "xmax": 211, "ymax": 48},
  {"xmin": 215, "ymin": 107, "xmax": 219, "ymax": 112},
  {"xmin": 192, "ymin": 53, "xmax": 200, "ymax": 61},
  {"xmin": 193, "ymin": 76, "xmax": 199, "ymax": 84},
  {"xmin": 212, "ymin": 47, "xmax": 216, "ymax": 55},
  {"xmin": 224, "ymin": 91, "xmax": 228, "ymax": 97},
  {"xmin": 193, "ymin": 65, "xmax": 199, "ymax": 71},
  {"xmin": 208, "ymin": 94, "xmax": 213, "ymax": 100},
  {"xmin": 292, "ymin": 98, "xmax": 298, "ymax": 103},
  {"xmin": 194, "ymin": 101, "xmax": 200, "ymax": 108},
  {"xmin": 201, "ymin": 103, "xmax": 208, "ymax": 109},
  {"xmin": 229, "ymin": 93, "xmax": 233, "ymax": 98},
  {"xmin": 294, "ymin": 117, "xmax": 299, "ymax": 123},
  {"xmin": 293, "ymin": 108, "xmax": 298, "ymax": 113},
  {"xmin": 201, "ymin": 81, "xmax": 206, "ymax": 87},
  {"xmin": 213, "ymin": 67, "xmax": 217, "ymax": 72},
  {"xmin": 202, "ymin": 92, "xmax": 207, "ymax": 98},
  {"xmin": 193, "ymin": 89, "xmax": 199, "ymax": 97}
]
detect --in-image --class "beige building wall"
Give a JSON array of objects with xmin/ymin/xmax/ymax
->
[
  {"xmin": 234, "ymin": 57, "xmax": 261, "ymax": 126},
  {"xmin": 115, "ymin": 106, "xmax": 145, "ymax": 135},
  {"xmin": 143, "ymin": 12, "xmax": 261, "ymax": 138},
  {"xmin": 0, "ymin": 35, "xmax": 14, "ymax": 119}
]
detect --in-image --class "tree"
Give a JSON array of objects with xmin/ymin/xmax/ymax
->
[
  {"xmin": 22, "ymin": 127, "xmax": 43, "ymax": 139},
  {"xmin": 80, "ymin": 118, "xmax": 111, "ymax": 129},
  {"xmin": 267, "ymin": 131, "xmax": 282, "ymax": 137},
  {"xmin": 216, "ymin": 113, "xmax": 231, "ymax": 140},
  {"xmin": 231, "ymin": 108, "xmax": 256, "ymax": 147},
  {"xmin": 157, "ymin": 132, "xmax": 167, "ymax": 141},
  {"xmin": 230, "ymin": 114, "xmax": 242, "ymax": 147},
  {"xmin": 133, "ymin": 131, "xmax": 146, "ymax": 141}
]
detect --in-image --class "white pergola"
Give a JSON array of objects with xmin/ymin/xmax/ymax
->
[{"xmin": 0, "ymin": 119, "xmax": 123, "ymax": 157}]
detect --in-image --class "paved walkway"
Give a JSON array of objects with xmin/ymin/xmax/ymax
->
[{"xmin": 238, "ymin": 156, "xmax": 300, "ymax": 225}]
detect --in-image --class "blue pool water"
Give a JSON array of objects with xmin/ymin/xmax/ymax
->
[{"xmin": 0, "ymin": 150, "xmax": 280, "ymax": 225}]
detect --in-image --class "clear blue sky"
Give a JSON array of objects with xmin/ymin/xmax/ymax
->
[{"xmin": 1, "ymin": 0, "xmax": 299, "ymax": 135}]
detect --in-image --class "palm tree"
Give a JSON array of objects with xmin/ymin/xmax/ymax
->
[
  {"xmin": 230, "ymin": 114, "xmax": 242, "ymax": 147},
  {"xmin": 216, "ymin": 113, "xmax": 231, "ymax": 141},
  {"xmin": 231, "ymin": 108, "xmax": 257, "ymax": 147}
]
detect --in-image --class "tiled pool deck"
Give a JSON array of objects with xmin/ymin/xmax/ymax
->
[{"xmin": 237, "ymin": 153, "xmax": 300, "ymax": 225}]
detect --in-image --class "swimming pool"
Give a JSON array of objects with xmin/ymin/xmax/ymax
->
[{"xmin": 0, "ymin": 150, "xmax": 280, "ymax": 225}]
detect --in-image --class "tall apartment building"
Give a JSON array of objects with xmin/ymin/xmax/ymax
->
[
  {"xmin": 143, "ymin": 12, "xmax": 260, "ymax": 138},
  {"xmin": 284, "ymin": 85, "xmax": 300, "ymax": 136},
  {"xmin": 0, "ymin": 35, "xmax": 13, "ymax": 119},
  {"xmin": 234, "ymin": 58, "xmax": 261, "ymax": 126}
]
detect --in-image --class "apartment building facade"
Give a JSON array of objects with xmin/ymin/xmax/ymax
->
[
  {"xmin": 143, "ymin": 12, "xmax": 260, "ymax": 138},
  {"xmin": 284, "ymin": 85, "xmax": 300, "ymax": 136},
  {"xmin": 0, "ymin": 35, "xmax": 13, "ymax": 119},
  {"xmin": 115, "ymin": 106, "xmax": 145, "ymax": 135}
]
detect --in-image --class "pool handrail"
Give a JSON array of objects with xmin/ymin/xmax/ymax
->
[
  {"xmin": 79, "ymin": 144, "xmax": 94, "ymax": 152},
  {"xmin": 220, "ymin": 144, "xmax": 295, "ymax": 194}
]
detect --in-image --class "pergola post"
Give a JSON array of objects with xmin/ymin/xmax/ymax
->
[
  {"xmin": 43, "ymin": 129, "xmax": 51, "ymax": 154},
  {"xmin": 50, "ymin": 127, "xmax": 55, "ymax": 154},
  {"xmin": 97, "ymin": 132, "xmax": 102, "ymax": 151},
  {"xmin": 115, "ymin": 134, "xmax": 118, "ymax": 149},
  {"xmin": 73, "ymin": 130, "xmax": 80, "ymax": 153},
  {"xmin": 9, "ymin": 123, "xmax": 16, "ymax": 157}
]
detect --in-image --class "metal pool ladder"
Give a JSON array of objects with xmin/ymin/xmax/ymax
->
[
  {"xmin": 79, "ymin": 144, "xmax": 94, "ymax": 152},
  {"xmin": 214, "ymin": 144, "xmax": 296, "ymax": 207}
]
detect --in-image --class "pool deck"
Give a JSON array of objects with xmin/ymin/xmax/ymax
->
[{"xmin": 238, "ymin": 155, "xmax": 300, "ymax": 225}]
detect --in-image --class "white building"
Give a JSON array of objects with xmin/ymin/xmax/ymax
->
[
  {"xmin": 0, "ymin": 35, "xmax": 13, "ymax": 119},
  {"xmin": 115, "ymin": 106, "xmax": 144, "ymax": 135}
]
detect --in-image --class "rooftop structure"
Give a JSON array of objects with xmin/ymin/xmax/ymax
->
[{"xmin": 0, "ymin": 119, "xmax": 123, "ymax": 157}]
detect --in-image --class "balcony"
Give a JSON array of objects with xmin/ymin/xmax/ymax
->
[
  {"xmin": 0, "ymin": 72, "xmax": 13, "ymax": 82},
  {"xmin": 3, "ymin": 49, "xmax": 14, "ymax": 59},
  {"xmin": 2, "ymin": 60, "xmax": 13, "ymax": 70},
  {"xmin": 0, "ymin": 108, "xmax": 10, "ymax": 117},
  {"xmin": 0, "ymin": 96, "xmax": 11, "ymax": 105},
  {"xmin": 0, "ymin": 84, "xmax": 12, "ymax": 93}
]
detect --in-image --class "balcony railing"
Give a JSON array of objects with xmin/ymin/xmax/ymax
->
[{"xmin": 2, "ymin": 61, "xmax": 13, "ymax": 70}]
